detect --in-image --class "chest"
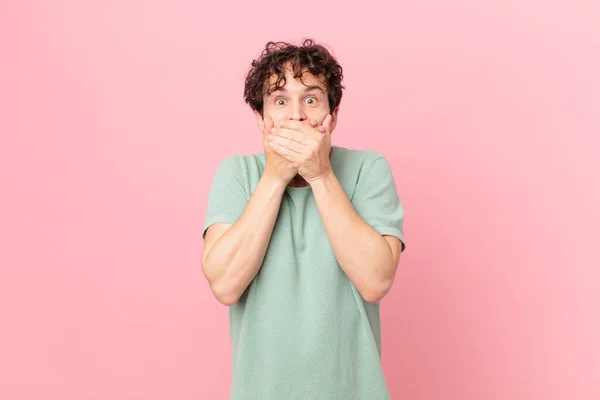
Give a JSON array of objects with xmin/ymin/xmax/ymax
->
[{"xmin": 257, "ymin": 189, "xmax": 345, "ymax": 289}]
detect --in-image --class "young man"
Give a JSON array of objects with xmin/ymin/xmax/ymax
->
[{"xmin": 201, "ymin": 39, "xmax": 406, "ymax": 399}]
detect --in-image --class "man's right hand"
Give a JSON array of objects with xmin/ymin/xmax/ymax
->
[{"xmin": 261, "ymin": 116, "xmax": 298, "ymax": 184}]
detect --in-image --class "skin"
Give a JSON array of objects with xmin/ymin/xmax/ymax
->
[
  {"xmin": 202, "ymin": 63, "xmax": 403, "ymax": 305},
  {"xmin": 258, "ymin": 63, "xmax": 337, "ymax": 188}
]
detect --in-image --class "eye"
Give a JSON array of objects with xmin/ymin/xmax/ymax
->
[
  {"xmin": 275, "ymin": 98, "xmax": 286, "ymax": 106},
  {"xmin": 305, "ymin": 97, "xmax": 317, "ymax": 105}
]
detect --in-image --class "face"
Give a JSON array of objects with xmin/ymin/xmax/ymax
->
[{"xmin": 255, "ymin": 62, "xmax": 339, "ymax": 132}]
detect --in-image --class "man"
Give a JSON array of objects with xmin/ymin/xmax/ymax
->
[{"xmin": 201, "ymin": 39, "xmax": 406, "ymax": 399}]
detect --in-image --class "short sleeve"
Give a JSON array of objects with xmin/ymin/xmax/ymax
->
[
  {"xmin": 202, "ymin": 154, "xmax": 249, "ymax": 240},
  {"xmin": 352, "ymin": 155, "xmax": 406, "ymax": 251}
]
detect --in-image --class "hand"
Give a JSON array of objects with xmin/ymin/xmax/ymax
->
[
  {"xmin": 267, "ymin": 114, "xmax": 334, "ymax": 182},
  {"xmin": 260, "ymin": 116, "xmax": 298, "ymax": 185}
]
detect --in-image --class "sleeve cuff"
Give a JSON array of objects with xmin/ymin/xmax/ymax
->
[
  {"xmin": 202, "ymin": 214, "xmax": 239, "ymax": 239},
  {"xmin": 373, "ymin": 226, "xmax": 406, "ymax": 252}
]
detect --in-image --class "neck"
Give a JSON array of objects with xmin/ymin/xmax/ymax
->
[{"xmin": 288, "ymin": 175, "xmax": 308, "ymax": 188}]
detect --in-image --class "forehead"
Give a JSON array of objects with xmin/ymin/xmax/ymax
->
[{"xmin": 266, "ymin": 64, "xmax": 326, "ymax": 94}]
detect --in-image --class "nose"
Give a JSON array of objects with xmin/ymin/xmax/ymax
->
[{"xmin": 289, "ymin": 103, "xmax": 306, "ymax": 121}]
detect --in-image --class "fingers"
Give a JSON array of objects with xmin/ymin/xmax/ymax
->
[
  {"xmin": 270, "ymin": 136, "xmax": 303, "ymax": 154},
  {"xmin": 272, "ymin": 128, "xmax": 307, "ymax": 144},
  {"xmin": 272, "ymin": 116, "xmax": 331, "ymax": 135},
  {"xmin": 281, "ymin": 119, "xmax": 323, "ymax": 137},
  {"xmin": 263, "ymin": 116, "xmax": 276, "ymax": 151}
]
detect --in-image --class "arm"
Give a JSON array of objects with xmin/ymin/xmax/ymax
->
[
  {"xmin": 309, "ymin": 169, "xmax": 403, "ymax": 303},
  {"xmin": 267, "ymin": 116, "xmax": 406, "ymax": 303},
  {"xmin": 202, "ymin": 175, "xmax": 287, "ymax": 306},
  {"xmin": 202, "ymin": 116, "xmax": 297, "ymax": 306}
]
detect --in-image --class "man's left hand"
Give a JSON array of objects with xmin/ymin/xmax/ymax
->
[{"xmin": 267, "ymin": 114, "xmax": 334, "ymax": 182}]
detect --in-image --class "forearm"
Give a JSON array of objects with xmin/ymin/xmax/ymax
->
[
  {"xmin": 203, "ymin": 175, "xmax": 287, "ymax": 305},
  {"xmin": 310, "ymin": 170, "xmax": 396, "ymax": 302}
]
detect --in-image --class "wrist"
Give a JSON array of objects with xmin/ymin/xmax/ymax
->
[
  {"xmin": 260, "ymin": 173, "xmax": 289, "ymax": 193},
  {"xmin": 307, "ymin": 167, "xmax": 335, "ymax": 187}
]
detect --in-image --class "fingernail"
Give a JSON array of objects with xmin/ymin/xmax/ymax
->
[
  {"xmin": 271, "ymin": 127, "xmax": 276, "ymax": 132},
  {"xmin": 267, "ymin": 135, "xmax": 272, "ymax": 139}
]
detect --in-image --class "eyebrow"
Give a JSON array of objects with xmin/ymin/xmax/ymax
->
[{"xmin": 269, "ymin": 85, "xmax": 325, "ymax": 96}]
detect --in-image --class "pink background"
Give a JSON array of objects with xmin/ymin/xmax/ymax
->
[{"xmin": 1, "ymin": 1, "xmax": 598, "ymax": 399}]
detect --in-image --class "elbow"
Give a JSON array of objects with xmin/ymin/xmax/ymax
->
[
  {"xmin": 202, "ymin": 260, "xmax": 241, "ymax": 306},
  {"xmin": 210, "ymin": 279, "xmax": 242, "ymax": 306},
  {"xmin": 214, "ymin": 293, "xmax": 239, "ymax": 307},
  {"xmin": 359, "ymin": 256, "xmax": 398, "ymax": 303},
  {"xmin": 360, "ymin": 278, "xmax": 393, "ymax": 303}
]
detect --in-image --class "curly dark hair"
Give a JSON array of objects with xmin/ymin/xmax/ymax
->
[{"xmin": 243, "ymin": 39, "xmax": 344, "ymax": 116}]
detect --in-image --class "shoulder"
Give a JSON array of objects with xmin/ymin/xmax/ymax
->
[
  {"xmin": 331, "ymin": 146, "xmax": 394, "ymax": 199},
  {"xmin": 208, "ymin": 151, "xmax": 265, "ymax": 199},
  {"xmin": 211, "ymin": 151, "xmax": 264, "ymax": 178},
  {"xmin": 333, "ymin": 146, "xmax": 390, "ymax": 177},
  {"xmin": 213, "ymin": 152, "xmax": 254, "ymax": 169},
  {"xmin": 333, "ymin": 146, "xmax": 386, "ymax": 165}
]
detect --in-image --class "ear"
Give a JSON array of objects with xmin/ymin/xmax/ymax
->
[
  {"xmin": 328, "ymin": 107, "xmax": 340, "ymax": 133},
  {"xmin": 254, "ymin": 110, "xmax": 265, "ymax": 134}
]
